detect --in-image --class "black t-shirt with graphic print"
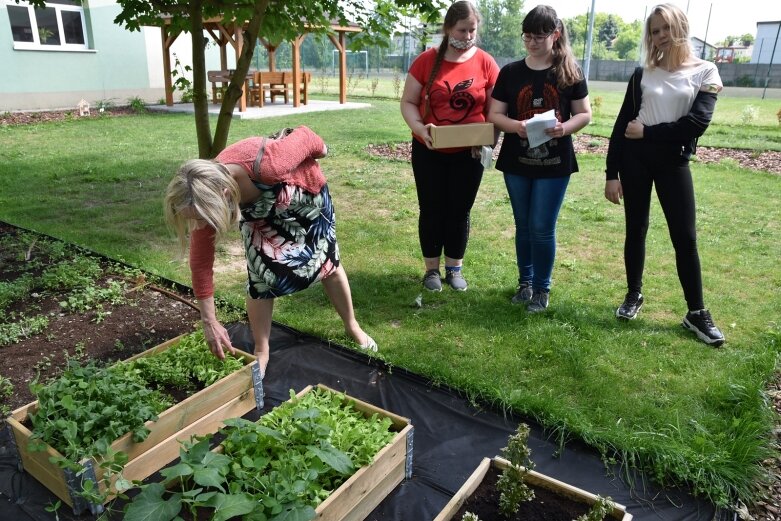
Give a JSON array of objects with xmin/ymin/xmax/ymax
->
[{"xmin": 492, "ymin": 60, "xmax": 588, "ymax": 178}]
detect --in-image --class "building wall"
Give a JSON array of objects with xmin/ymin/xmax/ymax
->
[
  {"xmin": 0, "ymin": 0, "xmax": 219, "ymax": 112},
  {"xmin": 752, "ymin": 22, "xmax": 781, "ymax": 64}
]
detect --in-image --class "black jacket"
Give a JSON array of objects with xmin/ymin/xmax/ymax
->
[{"xmin": 605, "ymin": 67, "xmax": 718, "ymax": 180}]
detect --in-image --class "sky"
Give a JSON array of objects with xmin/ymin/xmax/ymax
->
[{"xmin": 549, "ymin": 0, "xmax": 781, "ymax": 44}]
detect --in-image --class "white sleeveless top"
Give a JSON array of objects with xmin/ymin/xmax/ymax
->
[{"xmin": 638, "ymin": 60, "xmax": 722, "ymax": 126}]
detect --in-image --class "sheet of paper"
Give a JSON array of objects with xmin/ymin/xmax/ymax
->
[{"xmin": 525, "ymin": 109, "xmax": 558, "ymax": 148}]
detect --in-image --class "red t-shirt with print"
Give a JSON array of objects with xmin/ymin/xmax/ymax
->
[{"xmin": 408, "ymin": 47, "xmax": 499, "ymax": 151}]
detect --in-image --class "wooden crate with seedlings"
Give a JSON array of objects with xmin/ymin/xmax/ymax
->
[
  {"xmin": 434, "ymin": 456, "xmax": 633, "ymax": 521},
  {"xmin": 5, "ymin": 334, "xmax": 262, "ymax": 515},
  {"xmin": 304, "ymin": 384, "xmax": 413, "ymax": 521}
]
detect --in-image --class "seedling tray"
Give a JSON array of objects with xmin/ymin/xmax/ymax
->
[
  {"xmin": 6, "ymin": 334, "xmax": 261, "ymax": 515},
  {"xmin": 304, "ymin": 384, "xmax": 413, "ymax": 520}
]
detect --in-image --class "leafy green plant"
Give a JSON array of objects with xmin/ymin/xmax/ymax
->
[
  {"xmin": 171, "ymin": 53, "xmax": 195, "ymax": 103},
  {"xmin": 28, "ymin": 359, "xmax": 171, "ymax": 463},
  {"xmin": 59, "ymin": 279, "xmax": 127, "ymax": 313},
  {"xmin": 574, "ymin": 495, "xmax": 616, "ymax": 521},
  {"xmin": 127, "ymin": 96, "xmax": 147, "ymax": 114},
  {"xmin": 111, "ymin": 330, "xmax": 245, "ymax": 396},
  {"xmin": 741, "ymin": 105, "xmax": 758, "ymax": 124},
  {"xmin": 0, "ymin": 275, "xmax": 35, "ymax": 312},
  {"xmin": 124, "ymin": 387, "xmax": 396, "ymax": 521},
  {"xmin": 40, "ymin": 255, "xmax": 102, "ymax": 290},
  {"xmin": 0, "ymin": 315, "xmax": 49, "ymax": 346},
  {"xmin": 497, "ymin": 423, "xmax": 536, "ymax": 516},
  {"xmin": 0, "ymin": 376, "xmax": 13, "ymax": 418}
]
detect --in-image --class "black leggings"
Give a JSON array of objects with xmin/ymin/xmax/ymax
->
[
  {"xmin": 411, "ymin": 139, "xmax": 484, "ymax": 260},
  {"xmin": 620, "ymin": 141, "xmax": 704, "ymax": 310}
]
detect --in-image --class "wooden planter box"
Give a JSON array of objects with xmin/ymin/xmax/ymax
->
[
  {"xmin": 273, "ymin": 384, "xmax": 413, "ymax": 521},
  {"xmin": 434, "ymin": 456, "xmax": 633, "ymax": 521},
  {"xmin": 5, "ymin": 334, "xmax": 262, "ymax": 515}
]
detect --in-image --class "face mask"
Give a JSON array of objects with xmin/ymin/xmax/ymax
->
[{"xmin": 449, "ymin": 37, "xmax": 476, "ymax": 52}]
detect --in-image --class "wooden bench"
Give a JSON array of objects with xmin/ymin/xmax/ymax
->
[
  {"xmin": 207, "ymin": 70, "xmax": 231, "ymax": 104},
  {"xmin": 249, "ymin": 71, "xmax": 311, "ymax": 107},
  {"xmin": 207, "ymin": 70, "xmax": 255, "ymax": 105}
]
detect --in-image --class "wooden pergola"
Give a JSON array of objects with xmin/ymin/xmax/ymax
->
[{"xmin": 158, "ymin": 17, "xmax": 361, "ymax": 111}]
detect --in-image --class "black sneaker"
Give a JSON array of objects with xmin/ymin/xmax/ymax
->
[
  {"xmin": 527, "ymin": 290, "xmax": 549, "ymax": 313},
  {"xmin": 423, "ymin": 269, "xmax": 442, "ymax": 292},
  {"xmin": 682, "ymin": 309, "xmax": 725, "ymax": 347},
  {"xmin": 616, "ymin": 291, "xmax": 644, "ymax": 320},
  {"xmin": 511, "ymin": 280, "xmax": 533, "ymax": 304}
]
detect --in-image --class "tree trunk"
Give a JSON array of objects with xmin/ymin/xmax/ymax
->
[
  {"xmin": 211, "ymin": 0, "xmax": 270, "ymax": 157},
  {"xmin": 187, "ymin": 0, "xmax": 215, "ymax": 159}
]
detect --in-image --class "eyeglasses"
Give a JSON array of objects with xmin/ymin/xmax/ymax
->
[{"xmin": 522, "ymin": 32, "xmax": 552, "ymax": 43}]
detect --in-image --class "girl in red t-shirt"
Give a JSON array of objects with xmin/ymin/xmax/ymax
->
[{"xmin": 400, "ymin": 0, "xmax": 499, "ymax": 292}]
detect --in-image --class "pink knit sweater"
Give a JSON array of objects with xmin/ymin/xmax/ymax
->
[{"xmin": 215, "ymin": 125, "xmax": 327, "ymax": 193}]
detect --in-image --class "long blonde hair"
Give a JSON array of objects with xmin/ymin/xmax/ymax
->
[
  {"xmin": 164, "ymin": 159, "xmax": 241, "ymax": 253},
  {"xmin": 522, "ymin": 5, "xmax": 583, "ymax": 89},
  {"xmin": 423, "ymin": 0, "xmax": 481, "ymax": 118},
  {"xmin": 642, "ymin": 3, "xmax": 692, "ymax": 70}
]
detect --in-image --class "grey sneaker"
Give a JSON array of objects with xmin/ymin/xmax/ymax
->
[
  {"xmin": 423, "ymin": 269, "xmax": 442, "ymax": 292},
  {"xmin": 445, "ymin": 270, "xmax": 468, "ymax": 291},
  {"xmin": 616, "ymin": 291, "xmax": 644, "ymax": 320},
  {"xmin": 682, "ymin": 309, "xmax": 725, "ymax": 347},
  {"xmin": 527, "ymin": 290, "xmax": 549, "ymax": 313},
  {"xmin": 511, "ymin": 280, "xmax": 533, "ymax": 304}
]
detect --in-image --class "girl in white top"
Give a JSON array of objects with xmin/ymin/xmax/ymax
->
[{"xmin": 603, "ymin": 3, "xmax": 725, "ymax": 346}]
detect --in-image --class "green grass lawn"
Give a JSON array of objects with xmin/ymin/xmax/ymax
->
[{"xmin": 1, "ymin": 91, "xmax": 779, "ymax": 508}]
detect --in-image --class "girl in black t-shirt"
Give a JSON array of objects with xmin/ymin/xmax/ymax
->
[{"xmin": 488, "ymin": 5, "xmax": 591, "ymax": 312}]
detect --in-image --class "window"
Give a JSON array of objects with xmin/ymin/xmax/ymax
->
[{"xmin": 7, "ymin": 0, "xmax": 88, "ymax": 50}]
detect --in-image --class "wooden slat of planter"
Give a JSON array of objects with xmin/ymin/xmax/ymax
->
[
  {"xmin": 110, "ymin": 359, "xmax": 255, "ymax": 459},
  {"xmin": 5, "ymin": 418, "xmax": 72, "ymax": 505},
  {"xmin": 8, "ymin": 334, "xmax": 258, "ymax": 511},
  {"xmin": 120, "ymin": 390, "xmax": 256, "ymax": 484},
  {"xmin": 432, "ymin": 457, "xmax": 492, "ymax": 521}
]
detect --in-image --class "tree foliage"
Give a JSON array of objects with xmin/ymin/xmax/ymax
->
[
  {"xmin": 20, "ymin": 0, "xmax": 445, "ymax": 158},
  {"xmin": 477, "ymin": 0, "xmax": 526, "ymax": 60}
]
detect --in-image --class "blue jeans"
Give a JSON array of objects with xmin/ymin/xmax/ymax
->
[{"xmin": 503, "ymin": 173, "xmax": 570, "ymax": 292}]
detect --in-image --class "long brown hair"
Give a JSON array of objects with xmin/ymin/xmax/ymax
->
[
  {"xmin": 423, "ymin": 0, "xmax": 481, "ymax": 118},
  {"xmin": 642, "ymin": 3, "xmax": 692, "ymax": 70},
  {"xmin": 522, "ymin": 5, "xmax": 582, "ymax": 89}
]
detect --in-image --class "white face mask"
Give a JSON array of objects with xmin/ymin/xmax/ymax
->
[{"xmin": 449, "ymin": 37, "xmax": 476, "ymax": 52}]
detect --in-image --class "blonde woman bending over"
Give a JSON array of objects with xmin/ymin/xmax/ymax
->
[{"xmin": 165, "ymin": 126, "xmax": 377, "ymax": 376}]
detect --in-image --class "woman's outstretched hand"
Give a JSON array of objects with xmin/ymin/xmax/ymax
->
[{"xmin": 202, "ymin": 318, "xmax": 235, "ymax": 360}]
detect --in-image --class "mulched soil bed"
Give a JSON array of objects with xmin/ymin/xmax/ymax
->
[
  {"xmin": 0, "ymin": 106, "xmax": 137, "ymax": 126},
  {"xmin": 0, "ymin": 222, "xmax": 202, "ymax": 412},
  {"xmin": 365, "ymin": 134, "xmax": 781, "ymax": 175}
]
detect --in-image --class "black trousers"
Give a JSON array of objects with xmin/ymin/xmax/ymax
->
[
  {"xmin": 411, "ymin": 139, "xmax": 483, "ymax": 260},
  {"xmin": 620, "ymin": 140, "xmax": 704, "ymax": 311}
]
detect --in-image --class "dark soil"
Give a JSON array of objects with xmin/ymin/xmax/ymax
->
[
  {"xmin": 0, "ymin": 106, "xmax": 138, "ymax": 126},
  {"xmin": 0, "ymin": 222, "xmax": 202, "ymax": 413},
  {"xmin": 454, "ymin": 465, "xmax": 592, "ymax": 521}
]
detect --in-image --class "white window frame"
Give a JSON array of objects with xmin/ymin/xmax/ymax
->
[{"xmin": 7, "ymin": 0, "xmax": 89, "ymax": 51}]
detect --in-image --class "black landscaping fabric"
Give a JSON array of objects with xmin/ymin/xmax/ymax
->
[
  {"xmin": 2, "ymin": 320, "xmax": 732, "ymax": 520},
  {"xmin": 0, "ymin": 223, "xmax": 733, "ymax": 520}
]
